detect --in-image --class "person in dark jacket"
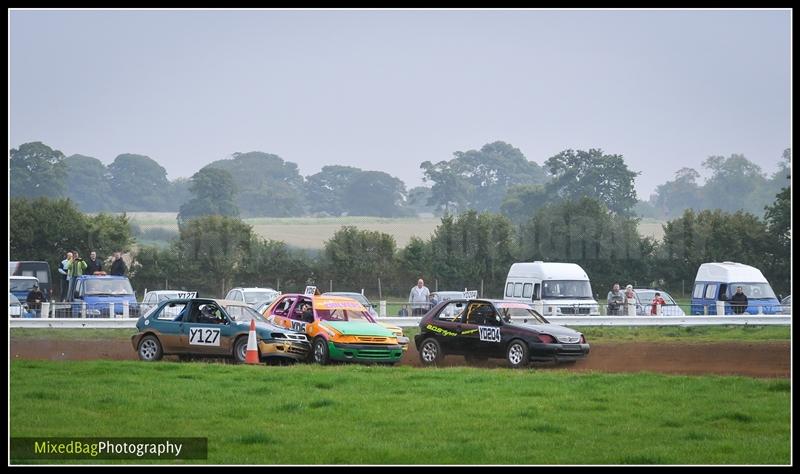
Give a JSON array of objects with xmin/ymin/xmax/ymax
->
[
  {"xmin": 26, "ymin": 284, "xmax": 45, "ymax": 317},
  {"xmin": 86, "ymin": 251, "xmax": 104, "ymax": 275},
  {"xmin": 731, "ymin": 286, "xmax": 749, "ymax": 315},
  {"xmin": 110, "ymin": 252, "xmax": 127, "ymax": 276}
]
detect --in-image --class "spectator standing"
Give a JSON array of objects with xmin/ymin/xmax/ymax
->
[
  {"xmin": 86, "ymin": 251, "xmax": 103, "ymax": 275},
  {"xmin": 398, "ymin": 305, "xmax": 409, "ymax": 317},
  {"xmin": 624, "ymin": 285, "xmax": 637, "ymax": 314},
  {"xmin": 68, "ymin": 251, "xmax": 87, "ymax": 296},
  {"xmin": 731, "ymin": 286, "xmax": 749, "ymax": 315},
  {"xmin": 606, "ymin": 283, "xmax": 624, "ymax": 315},
  {"xmin": 110, "ymin": 252, "xmax": 127, "ymax": 276},
  {"xmin": 59, "ymin": 251, "xmax": 73, "ymax": 301},
  {"xmin": 26, "ymin": 283, "xmax": 45, "ymax": 317},
  {"xmin": 409, "ymin": 279, "xmax": 431, "ymax": 316},
  {"xmin": 650, "ymin": 292, "xmax": 666, "ymax": 315}
]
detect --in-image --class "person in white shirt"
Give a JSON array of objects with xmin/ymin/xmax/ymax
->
[{"xmin": 409, "ymin": 279, "xmax": 431, "ymax": 316}]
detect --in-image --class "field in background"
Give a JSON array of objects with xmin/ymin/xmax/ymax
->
[
  {"xmin": 10, "ymin": 360, "xmax": 790, "ymax": 464},
  {"xmin": 125, "ymin": 213, "xmax": 666, "ymax": 249}
]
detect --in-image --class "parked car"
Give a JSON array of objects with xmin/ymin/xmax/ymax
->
[
  {"xmin": 9, "ymin": 261, "xmax": 53, "ymax": 300},
  {"xmin": 9, "ymin": 276, "xmax": 42, "ymax": 302},
  {"xmin": 9, "ymin": 292, "xmax": 33, "ymax": 318},
  {"xmin": 504, "ymin": 261, "xmax": 600, "ymax": 315},
  {"xmin": 415, "ymin": 298, "xmax": 589, "ymax": 368},
  {"xmin": 262, "ymin": 293, "xmax": 406, "ymax": 365},
  {"xmin": 131, "ymin": 298, "xmax": 310, "ymax": 363},
  {"xmin": 140, "ymin": 290, "xmax": 197, "ymax": 315},
  {"xmin": 632, "ymin": 289, "xmax": 685, "ymax": 316},
  {"xmin": 691, "ymin": 262, "xmax": 781, "ymax": 315},
  {"xmin": 59, "ymin": 274, "xmax": 139, "ymax": 318},
  {"xmin": 225, "ymin": 287, "xmax": 281, "ymax": 308}
]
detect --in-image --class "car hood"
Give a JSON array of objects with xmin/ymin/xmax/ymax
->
[
  {"xmin": 509, "ymin": 322, "xmax": 582, "ymax": 338},
  {"xmin": 321, "ymin": 320, "xmax": 394, "ymax": 337}
]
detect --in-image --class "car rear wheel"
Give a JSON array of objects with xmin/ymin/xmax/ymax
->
[
  {"xmin": 506, "ymin": 340, "xmax": 529, "ymax": 368},
  {"xmin": 138, "ymin": 335, "xmax": 163, "ymax": 361},
  {"xmin": 418, "ymin": 337, "xmax": 443, "ymax": 366},
  {"xmin": 312, "ymin": 337, "xmax": 330, "ymax": 365}
]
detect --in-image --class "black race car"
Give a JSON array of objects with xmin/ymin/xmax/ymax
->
[{"xmin": 414, "ymin": 299, "xmax": 590, "ymax": 368}]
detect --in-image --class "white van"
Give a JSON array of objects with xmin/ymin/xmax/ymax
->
[{"xmin": 504, "ymin": 262, "xmax": 599, "ymax": 315}]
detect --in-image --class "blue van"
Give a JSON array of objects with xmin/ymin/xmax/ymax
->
[
  {"xmin": 59, "ymin": 274, "xmax": 139, "ymax": 318},
  {"xmin": 9, "ymin": 261, "xmax": 53, "ymax": 300},
  {"xmin": 690, "ymin": 262, "xmax": 780, "ymax": 315}
]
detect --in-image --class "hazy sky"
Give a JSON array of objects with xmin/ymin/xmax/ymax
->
[{"xmin": 9, "ymin": 9, "xmax": 791, "ymax": 198}]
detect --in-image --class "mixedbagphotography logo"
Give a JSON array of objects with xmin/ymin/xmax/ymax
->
[{"xmin": 10, "ymin": 437, "xmax": 207, "ymax": 460}]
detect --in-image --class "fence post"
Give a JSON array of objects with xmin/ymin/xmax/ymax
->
[
  {"xmin": 123, "ymin": 300, "xmax": 130, "ymax": 318},
  {"xmin": 40, "ymin": 302, "xmax": 49, "ymax": 319},
  {"xmin": 378, "ymin": 278, "xmax": 382, "ymax": 300},
  {"xmin": 109, "ymin": 302, "xmax": 115, "ymax": 319},
  {"xmin": 329, "ymin": 280, "xmax": 333, "ymax": 292},
  {"xmin": 277, "ymin": 278, "xmax": 281, "ymax": 291},
  {"xmin": 480, "ymin": 279, "xmax": 484, "ymax": 298},
  {"xmin": 435, "ymin": 279, "xmax": 438, "ymax": 292},
  {"xmin": 50, "ymin": 302, "xmax": 56, "ymax": 318},
  {"xmin": 715, "ymin": 301, "xmax": 725, "ymax": 316},
  {"xmin": 379, "ymin": 300, "xmax": 386, "ymax": 317},
  {"xmin": 703, "ymin": 304, "xmax": 708, "ymax": 316},
  {"xmin": 80, "ymin": 302, "xmax": 87, "ymax": 318}
]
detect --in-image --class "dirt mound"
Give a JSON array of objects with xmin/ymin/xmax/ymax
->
[{"xmin": 10, "ymin": 339, "xmax": 790, "ymax": 378}]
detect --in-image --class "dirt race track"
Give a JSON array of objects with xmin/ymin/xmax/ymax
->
[{"xmin": 10, "ymin": 339, "xmax": 790, "ymax": 378}]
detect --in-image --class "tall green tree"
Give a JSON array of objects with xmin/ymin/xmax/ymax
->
[
  {"xmin": 421, "ymin": 141, "xmax": 547, "ymax": 214},
  {"xmin": 10, "ymin": 142, "xmax": 67, "ymax": 199},
  {"xmin": 206, "ymin": 151, "xmax": 305, "ymax": 217},
  {"xmin": 177, "ymin": 168, "xmax": 239, "ymax": 224},
  {"xmin": 10, "ymin": 197, "xmax": 134, "ymax": 284},
  {"xmin": 108, "ymin": 153, "xmax": 171, "ymax": 211},
  {"xmin": 342, "ymin": 170, "xmax": 410, "ymax": 217},
  {"xmin": 544, "ymin": 148, "xmax": 639, "ymax": 216},
  {"xmin": 63, "ymin": 154, "xmax": 116, "ymax": 211},
  {"xmin": 320, "ymin": 226, "xmax": 397, "ymax": 292},
  {"xmin": 304, "ymin": 165, "xmax": 362, "ymax": 216},
  {"xmin": 651, "ymin": 167, "xmax": 704, "ymax": 217},
  {"xmin": 500, "ymin": 184, "xmax": 549, "ymax": 224}
]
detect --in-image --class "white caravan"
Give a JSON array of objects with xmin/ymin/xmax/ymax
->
[{"xmin": 504, "ymin": 261, "xmax": 599, "ymax": 315}]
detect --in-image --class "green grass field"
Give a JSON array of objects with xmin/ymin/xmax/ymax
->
[
  {"xmin": 10, "ymin": 361, "xmax": 790, "ymax": 465},
  {"xmin": 126, "ymin": 213, "xmax": 667, "ymax": 249},
  {"xmin": 10, "ymin": 325, "xmax": 790, "ymax": 344}
]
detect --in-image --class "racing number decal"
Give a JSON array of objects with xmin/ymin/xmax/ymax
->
[
  {"xmin": 291, "ymin": 320, "xmax": 307, "ymax": 333},
  {"xmin": 189, "ymin": 327, "xmax": 221, "ymax": 346},
  {"xmin": 478, "ymin": 326, "xmax": 501, "ymax": 343}
]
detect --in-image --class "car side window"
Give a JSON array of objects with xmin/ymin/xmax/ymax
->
[
  {"xmin": 513, "ymin": 283, "xmax": 523, "ymax": 298},
  {"xmin": 704, "ymin": 284, "xmax": 717, "ymax": 300},
  {"xmin": 436, "ymin": 301, "xmax": 465, "ymax": 322},
  {"xmin": 693, "ymin": 284, "xmax": 705, "ymax": 299},
  {"xmin": 465, "ymin": 303, "xmax": 496, "ymax": 325},
  {"xmin": 157, "ymin": 302, "xmax": 187, "ymax": 320},
  {"xmin": 522, "ymin": 283, "xmax": 532, "ymax": 298},
  {"xmin": 505, "ymin": 283, "xmax": 514, "ymax": 297},
  {"xmin": 271, "ymin": 297, "xmax": 296, "ymax": 317}
]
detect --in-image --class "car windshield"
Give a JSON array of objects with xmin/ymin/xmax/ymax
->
[
  {"xmin": 10, "ymin": 279, "xmax": 37, "ymax": 292},
  {"xmin": 495, "ymin": 303, "xmax": 549, "ymax": 324},
  {"xmin": 315, "ymin": 309, "xmax": 375, "ymax": 322},
  {"xmin": 635, "ymin": 291, "xmax": 676, "ymax": 305},
  {"xmin": 223, "ymin": 305, "xmax": 268, "ymax": 322},
  {"xmin": 728, "ymin": 283, "xmax": 777, "ymax": 300},
  {"xmin": 542, "ymin": 280, "xmax": 593, "ymax": 299},
  {"xmin": 244, "ymin": 291, "xmax": 278, "ymax": 304},
  {"xmin": 85, "ymin": 279, "xmax": 134, "ymax": 295}
]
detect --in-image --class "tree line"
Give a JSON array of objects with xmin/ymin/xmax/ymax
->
[
  {"xmin": 10, "ymin": 183, "xmax": 790, "ymax": 300},
  {"xmin": 10, "ymin": 140, "xmax": 790, "ymax": 220}
]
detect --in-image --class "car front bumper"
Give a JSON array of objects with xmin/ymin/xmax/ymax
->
[
  {"xmin": 259, "ymin": 340, "xmax": 310, "ymax": 361},
  {"xmin": 528, "ymin": 342, "xmax": 590, "ymax": 362},
  {"xmin": 329, "ymin": 342, "xmax": 404, "ymax": 363}
]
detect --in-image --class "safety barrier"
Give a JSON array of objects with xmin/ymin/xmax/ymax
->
[{"xmin": 8, "ymin": 315, "xmax": 791, "ymax": 328}]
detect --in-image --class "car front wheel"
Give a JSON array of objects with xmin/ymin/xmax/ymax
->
[
  {"xmin": 138, "ymin": 335, "xmax": 163, "ymax": 361},
  {"xmin": 506, "ymin": 340, "xmax": 529, "ymax": 368},
  {"xmin": 418, "ymin": 337, "xmax": 443, "ymax": 366},
  {"xmin": 312, "ymin": 337, "xmax": 330, "ymax": 365}
]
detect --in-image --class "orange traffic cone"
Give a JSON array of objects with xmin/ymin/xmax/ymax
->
[{"xmin": 246, "ymin": 319, "xmax": 259, "ymax": 364}]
